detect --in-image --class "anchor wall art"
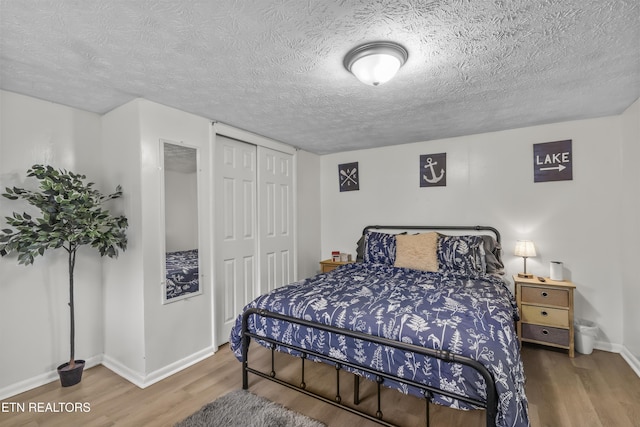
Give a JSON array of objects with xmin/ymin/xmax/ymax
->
[
  {"xmin": 420, "ymin": 153, "xmax": 447, "ymax": 187},
  {"xmin": 338, "ymin": 162, "xmax": 359, "ymax": 192}
]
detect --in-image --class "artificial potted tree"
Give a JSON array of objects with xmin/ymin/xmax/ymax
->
[{"xmin": 0, "ymin": 164, "xmax": 128, "ymax": 387}]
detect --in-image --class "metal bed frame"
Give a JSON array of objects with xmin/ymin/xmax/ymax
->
[
  {"xmin": 363, "ymin": 224, "xmax": 501, "ymax": 243},
  {"xmin": 240, "ymin": 225, "xmax": 502, "ymax": 427}
]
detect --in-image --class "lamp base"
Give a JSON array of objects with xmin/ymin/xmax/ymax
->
[{"xmin": 518, "ymin": 272, "xmax": 534, "ymax": 279}]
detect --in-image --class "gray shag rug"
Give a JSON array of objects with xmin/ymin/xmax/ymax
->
[{"xmin": 174, "ymin": 390, "xmax": 326, "ymax": 427}]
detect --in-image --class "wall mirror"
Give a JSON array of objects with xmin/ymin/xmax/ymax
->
[{"xmin": 161, "ymin": 139, "xmax": 201, "ymax": 303}]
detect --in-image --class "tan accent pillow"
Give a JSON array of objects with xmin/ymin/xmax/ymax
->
[{"xmin": 394, "ymin": 232, "xmax": 439, "ymax": 272}]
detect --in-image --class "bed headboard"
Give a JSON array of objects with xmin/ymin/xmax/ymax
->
[{"xmin": 362, "ymin": 225, "xmax": 501, "ymax": 244}]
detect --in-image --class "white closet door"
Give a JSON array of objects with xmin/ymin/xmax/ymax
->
[
  {"xmin": 258, "ymin": 146, "xmax": 294, "ymax": 295},
  {"xmin": 214, "ymin": 136, "xmax": 257, "ymax": 346}
]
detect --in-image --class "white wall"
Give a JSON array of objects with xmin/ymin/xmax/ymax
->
[
  {"xmin": 296, "ymin": 149, "xmax": 322, "ymax": 279},
  {"xmin": 320, "ymin": 115, "xmax": 629, "ymax": 351},
  {"xmin": 102, "ymin": 99, "xmax": 214, "ymax": 382},
  {"xmin": 0, "ymin": 91, "xmax": 104, "ymax": 397},
  {"xmin": 1, "ymin": 93, "xmax": 310, "ymax": 397},
  {"xmin": 0, "ymin": 92, "xmax": 316, "ymax": 396},
  {"xmin": 101, "ymin": 100, "xmax": 147, "ymax": 379},
  {"xmin": 621, "ymin": 98, "xmax": 640, "ymax": 369},
  {"xmin": 138, "ymin": 100, "xmax": 213, "ymax": 376}
]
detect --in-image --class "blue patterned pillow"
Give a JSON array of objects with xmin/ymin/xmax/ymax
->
[
  {"xmin": 363, "ymin": 231, "xmax": 397, "ymax": 265},
  {"xmin": 438, "ymin": 235, "xmax": 486, "ymax": 275}
]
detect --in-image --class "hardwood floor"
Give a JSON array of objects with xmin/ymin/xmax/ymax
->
[{"xmin": 1, "ymin": 343, "xmax": 639, "ymax": 427}]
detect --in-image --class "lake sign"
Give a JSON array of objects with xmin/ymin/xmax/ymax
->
[{"xmin": 533, "ymin": 139, "xmax": 573, "ymax": 183}]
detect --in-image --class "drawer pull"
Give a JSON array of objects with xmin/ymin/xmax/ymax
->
[
  {"xmin": 541, "ymin": 310, "xmax": 548, "ymax": 316},
  {"xmin": 541, "ymin": 291, "xmax": 548, "ymax": 297},
  {"xmin": 542, "ymin": 329, "xmax": 549, "ymax": 335}
]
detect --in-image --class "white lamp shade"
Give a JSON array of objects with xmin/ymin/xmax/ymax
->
[
  {"xmin": 514, "ymin": 240, "xmax": 536, "ymax": 257},
  {"xmin": 350, "ymin": 53, "xmax": 402, "ymax": 86}
]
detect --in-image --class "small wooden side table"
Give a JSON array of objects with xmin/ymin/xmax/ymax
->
[
  {"xmin": 514, "ymin": 275, "xmax": 576, "ymax": 357},
  {"xmin": 319, "ymin": 259, "xmax": 353, "ymax": 273}
]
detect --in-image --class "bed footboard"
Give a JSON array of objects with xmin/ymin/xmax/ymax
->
[{"xmin": 241, "ymin": 307, "xmax": 498, "ymax": 427}]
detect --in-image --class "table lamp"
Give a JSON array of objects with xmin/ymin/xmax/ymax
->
[{"xmin": 515, "ymin": 240, "xmax": 536, "ymax": 278}]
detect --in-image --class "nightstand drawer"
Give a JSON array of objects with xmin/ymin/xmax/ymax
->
[
  {"xmin": 322, "ymin": 264, "xmax": 338, "ymax": 273},
  {"xmin": 521, "ymin": 323, "xmax": 570, "ymax": 346},
  {"xmin": 319, "ymin": 259, "xmax": 353, "ymax": 273},
  {"xmin": 521, "ymin": 286, "xmax": 569, "ymax": 307},
  {"xmin": 521, "ymin": 304, "xmax": 569, "ymax": 327}
]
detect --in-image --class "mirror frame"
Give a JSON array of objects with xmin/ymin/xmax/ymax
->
[{"xmin": 160, "ymin": 138, "xmax": 202, "ymax": 304}]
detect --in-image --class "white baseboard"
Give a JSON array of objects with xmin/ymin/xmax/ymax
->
[
  {"xmin": 100, "ymin": 355, "xmax": 147, "ymax": 388},
  {"xmin": 591, "ymin": 340, "xmax": 640, "ymax": 378},
  {"xmin": 0, "ymin": 355, "xmax": 102, "ymax": 401},
  {"xmin": 593, "ymin": 340, "xmax": 622, "ymax": 353},
  {"xmin": 101, "ymin": 346, "xmax": 215, "ymax": 389},
  {"xmin": 620, "ymin": 346, "xmax": 640, "ymax": 378},
  {"xmin": 139, "ymin": 346, "xmax": 215, "ymax": 388},
  {"xmin": 2, "ymin": 347, "xmax": 215, "ymax": 401}
]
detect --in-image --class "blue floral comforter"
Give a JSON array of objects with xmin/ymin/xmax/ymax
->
[{"xmin": 230, "ymin": 262, "xmax": 529, "ymax": 427}]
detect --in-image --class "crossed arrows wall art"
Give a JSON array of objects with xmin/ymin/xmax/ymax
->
[{"xmin": 338, "ymin": 162, "xmax": 359, "ymax": 192}]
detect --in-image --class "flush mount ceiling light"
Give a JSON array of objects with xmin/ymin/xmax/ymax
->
[{"xmin": 344, "ymin": 41, "xmax": 408, "ymax": 86}]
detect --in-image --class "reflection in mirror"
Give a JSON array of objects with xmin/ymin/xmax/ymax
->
[{"xmin": 162, "ymin": 141, "xmax": 201, "ymax": 303}]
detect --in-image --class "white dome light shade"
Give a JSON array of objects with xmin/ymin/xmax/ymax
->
[
  {"xmin": 344, "ymin": 42, "xmax": 408, "ymax": 86},
  {"xmin": 350, "ymin": 54, "xmax": 401, "ymax": 86}
]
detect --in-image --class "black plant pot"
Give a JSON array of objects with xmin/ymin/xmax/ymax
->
[{"xmin": 57, "ymin": 360, "xmax": 85, "ymax": 387}]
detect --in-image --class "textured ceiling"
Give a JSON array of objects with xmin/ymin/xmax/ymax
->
[{"xmin": 1, "ymin": 0, "xmax": 638, "ymax": 154}]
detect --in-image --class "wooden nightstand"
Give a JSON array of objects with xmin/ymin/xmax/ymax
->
[
  {"xmin": 320, "ymin": 259, "xmax": 353, "ymax": 273},
  {"xmin": 514, "ymin": 275, "xmax": 576, "ymax": 357}
]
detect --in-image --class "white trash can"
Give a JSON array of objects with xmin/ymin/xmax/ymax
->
[{"xmin": 574, "ymin": 319, "xmax": 598, "ymax": 355}]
